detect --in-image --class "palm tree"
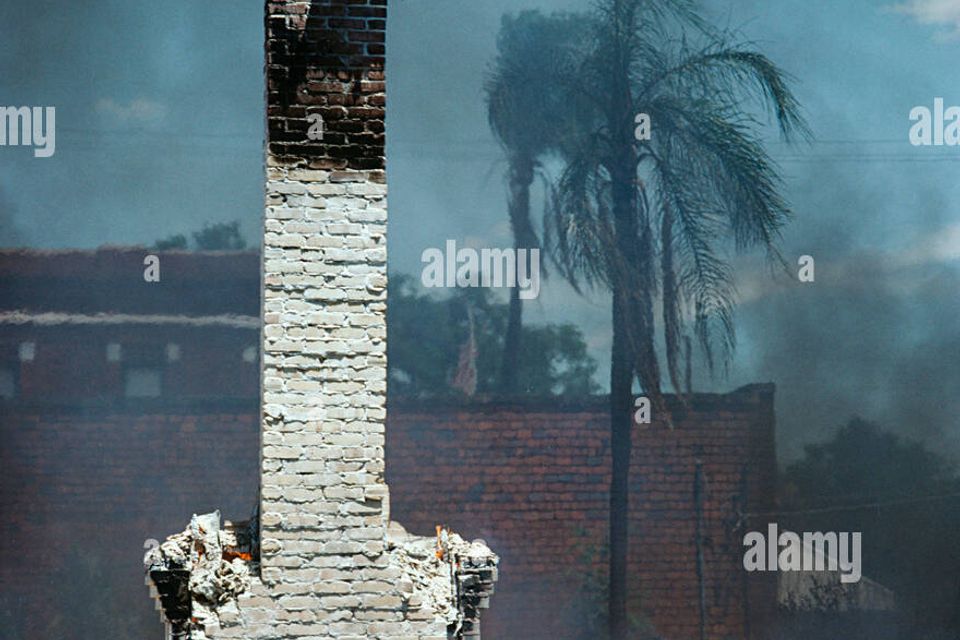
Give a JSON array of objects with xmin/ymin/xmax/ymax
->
[
  {"xmin": 544, "ymin": 1, "xmax": 808, "ymax": 637},
  {"xmin": 484, "ymin": 11, "xmax": 583, "ymax": 393}
]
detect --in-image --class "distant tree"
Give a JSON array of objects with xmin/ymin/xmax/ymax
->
[
  {"xmin": 192, "ymin": 221, "xmax": 247, "ymax": 250},
  {"xmin": 782, "ymin": 418, "xmax": 960, "ymax": 635},
  {"xmin": 387, "ymin": 273, "xmax": 599, "ymax": 397},
  {"xmin": 485, "ymin": 10, "xmax": 583, "ymax": 394},
  {"xmin": 520, "ymin": 323, "xmax": 600, "ymax": 396},
  {"xmin": 153, "ymin": 233, "xmax": 188, "ymax": 250},
  {"xmin": 151, "ymin": 220, "xmax": 248, "ymax": 251}
]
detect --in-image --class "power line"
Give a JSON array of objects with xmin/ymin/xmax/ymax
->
[
  {"xmin": 59, "ymin": 127, "xmax": 257, "ymax": 139},
  {"xmin": 768, "ymin": 139, "xmax": 910, "ymax": 145},
  {"xmin": 745, "ymin": 491, "xmax": 960, "ymax": 518},
  {"xmin": 53, "ymin": 128, "xmax": 947, "ymax": 147},
  {"xmin": 51, "ymin": 129, "xmax": 960, "ymax": 162}
]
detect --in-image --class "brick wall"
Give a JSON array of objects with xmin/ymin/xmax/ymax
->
[
  {"xmin": 265, "ymin": 0, "xmax": 385, "ymax": 169},
  {"xmin": 0, "ymin": 1, "xmax": 776, "ymax": 637},
  {"xmin": 0, "ymin": 249, "xmax": 259, "ymax": 316},
  {"xmin": 0, "ymin": 388, "xmax": 775, "ymax": 640},
  {"xmin": 387, "ymin": 387, "xmax": 778, "ymax": 640},
  {"xmin": 0, "ymin": 325, "xmax": 258, "ymax": 403},
  {"xmin": 0, "ymin": 407, "xmax": 260, "ymax": 639}
]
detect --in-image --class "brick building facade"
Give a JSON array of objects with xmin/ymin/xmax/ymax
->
[
  {"xmin": 0, "ymin": 246, "xmax": 777, "ymax": 639},
  {"xmin": 389, "ymin": 394, "xmax": 777, "ymax": 640},
  {"xmin": 0, "ymin": 1, "xmax": 778, "ymax": 638},
  {"xmin": 1, "ymin": 392, "xmax": 776, "ymax": 640}
]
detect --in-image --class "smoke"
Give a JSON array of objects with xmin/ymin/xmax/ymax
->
[
  {"xmin": 890, "ymin": 0, "xmax": 960, "ymax": 40},
  {"xmin": 700, "ymin": 0, "xmax": 960, "ymax": 464},
  {"xmin": 730, "ymin": 155, "xmax": 960, "ymax": 462}
]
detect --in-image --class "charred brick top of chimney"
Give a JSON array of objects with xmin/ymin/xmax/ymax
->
[{"xmin": 266, "ymin": 0, "xmax": 386, "ymax": 169}]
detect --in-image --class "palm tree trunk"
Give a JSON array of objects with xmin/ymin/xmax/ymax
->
[
  {"xmin": 502, "ymin": 285, "xmax": 523, "ymax": 392},
  {"xmin": 499, "ymin": 154, "xmax": 536, "ymax": 393},
  {"xmin": 609, "ymin": 282, "xmax": 635, "ymax": 640},
  {"xmin": 607, "ymin": 14, "xmax": 644, "ymax": 628}
]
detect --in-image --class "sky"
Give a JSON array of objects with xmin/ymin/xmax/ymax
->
[{"xmin": 2, "ymin": 0, "xmax": 960, "ymax": 461}]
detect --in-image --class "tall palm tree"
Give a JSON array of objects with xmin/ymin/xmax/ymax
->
[
  {"xmin": 485, "ymin": 11, "xmax": 583, "ymax": 393},
  {"xmin": 544, "ymin": 1, "xmax": 808, "ymax": 637}
]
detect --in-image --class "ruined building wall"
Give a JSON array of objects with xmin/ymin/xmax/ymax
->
[
  {"xmin": 0, "ymin": 2, "xmax": 773, "ymax": 637},
  {"xmin": 142, "ymin": 1, "xmax": 497, "ymax": 638},
  {"xmin": 388, "ymin": 388, "xmax": 778, "ymax": 640},
  {"xmin": 260, "ymin": 0, "xmax": 394, "ymax": 606},
  {"xmin": 1, "ymin": 392, "xmax": 776, "ymax": 640}
]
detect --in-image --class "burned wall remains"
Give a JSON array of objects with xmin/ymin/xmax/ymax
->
[
  {"xmin": 0, "ymin": 2, "xmax": 777, "ymax": 638},
  {"xmin": 2, "ymin": 390, "xmax": 775, "ymax": 640},
  {"xmin": 143, "ymin": 1, "xmax": 497, "ymax": 638},
  {"xmin": 388, "ymin": 387, "xmax": 778, "ymax": 640}
]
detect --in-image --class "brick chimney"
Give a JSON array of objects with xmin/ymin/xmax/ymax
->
[{"xmin": 143, "ymin": 2, "xmax": 497, "ymax": 638}]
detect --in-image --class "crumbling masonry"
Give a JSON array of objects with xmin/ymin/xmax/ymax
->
[{"xmin": 143, "ymin": 1, "xmax": 498, "ymax": 638}]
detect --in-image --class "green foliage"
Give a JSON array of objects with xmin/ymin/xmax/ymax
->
[
  {"xmin": 485, "ymin": 10, "xmax": 585, "ymax": 162},
  {"xmin": 562, "ymin": 527, "xmax": 662, "ymax": 640},
  {"xmin": 485, "ymin": 11, "xmax": 588, "ymax": 391},
  {"xmin": 152, "ymin": 220, "xmax": 248, "ymax": 251},
  {"xmin": 520, "ymin": 323, "xmax": 600, "ymax": 396},
  {"xmin": 542, "ymin": 0, "xmax": 808, "ymax": 395},
  {"xmin": 192, "ymin": 220, "xmax": 247, "ymax": 250},
  {"xmin": 507, "ymin": 3, "xmax": 808, "ymax": 636},
  {"xmin": 387, "ymin": 273, "xmax": 599, "ymax": 397},
  {"xmin": 783, "ymin": 418, "xmax": 956, "ymax": 504},
  {"xmin": 782, "ymin": 418, "xmax": 960, "ymax": 634},
  {"xmin": 153, "ymin": 232, "xmax": 188, "ymax": 250}
]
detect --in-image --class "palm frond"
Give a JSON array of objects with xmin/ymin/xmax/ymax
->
[
  {"xmin": 639, "ymin": 43, "xmax": 811, "ymax": 142},
  {"xmin": 544, "ymin": 142, "xmax": 615, "ymax": 293},
  {"xmin": 651, "ymin": 152, "xmax": 737, "ymax": 374},
  {"xmin": 646, "ymin": 94, "xmax": 792, "ymax": 257},
  {"xmin": 545, "ymin": 0, "xmax": 804, "ymax": 385}
]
